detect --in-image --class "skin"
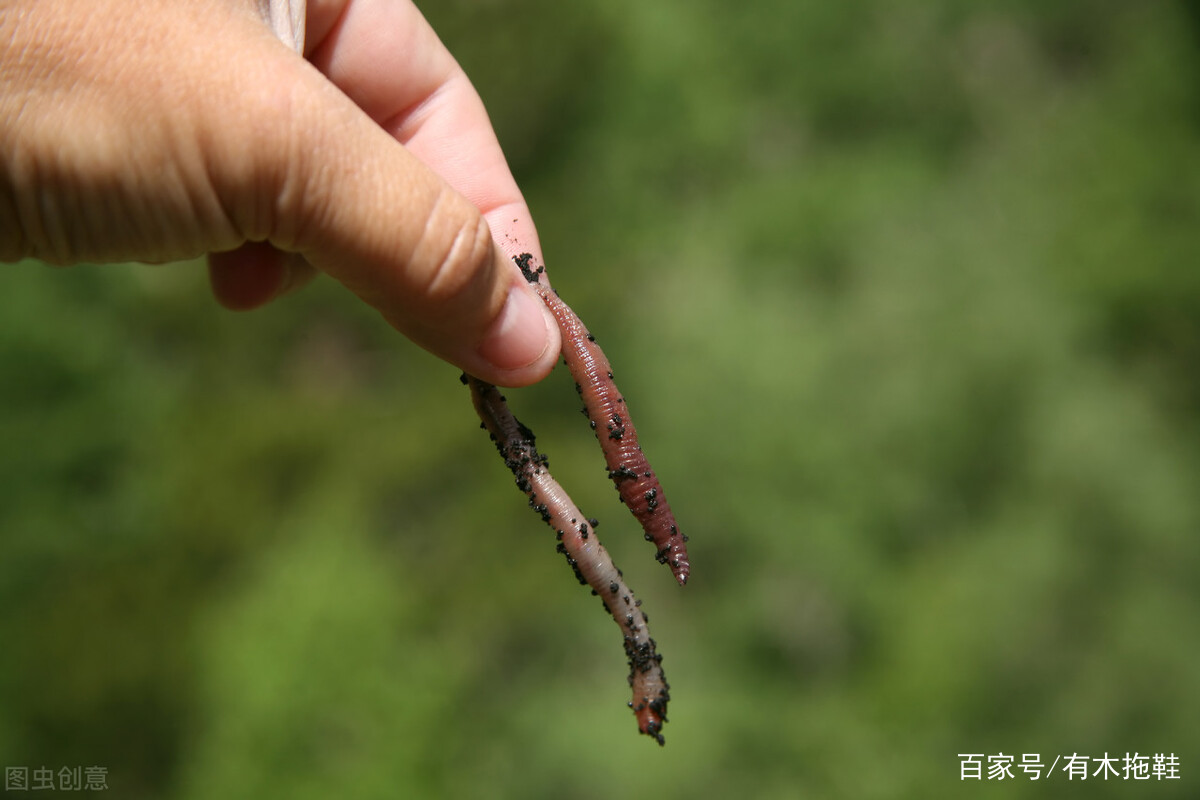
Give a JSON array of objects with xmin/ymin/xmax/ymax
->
[
  {"xmin": 0, "ymin": 0, "xmax": 560, "ymax": 387},
  {"xmin": 3, "ymin": 0, "xmax": 680, "ymax": 740}
]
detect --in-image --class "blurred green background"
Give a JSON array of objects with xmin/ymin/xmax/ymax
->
[{"xmin": 2, "ymin": 0, "xmax": 1199, "ymax": 797}]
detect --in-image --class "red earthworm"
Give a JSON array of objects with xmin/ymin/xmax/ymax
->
[
  {"xmin": 465, "ymin": 375, "xmax": 671, "ymax": 744},
  {"xmin": 514, "ymin": 254, "xmax": 690, "ymax": 586}
]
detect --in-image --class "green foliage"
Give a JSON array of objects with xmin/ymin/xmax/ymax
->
[{"xmin": 2, "ymin": 1, "xmax": 1198, "ymax": 797}]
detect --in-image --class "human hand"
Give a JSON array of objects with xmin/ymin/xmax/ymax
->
[{"xmin": 0, "ymin": 0, "xmax": 560, "ymax": 386}]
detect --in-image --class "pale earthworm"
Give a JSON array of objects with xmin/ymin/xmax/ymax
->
[
  {"xmin": 464, "ymin": 376, "xmax": 671, "ymax": 744},
  {"xmin": 513, "ymin": 253, "xmax": 690, "ymax": 586}
]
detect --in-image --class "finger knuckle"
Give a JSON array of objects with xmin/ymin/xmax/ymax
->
[{"xmin": 417, "ymin": 191, "xmax": 495, "ymax": 315}]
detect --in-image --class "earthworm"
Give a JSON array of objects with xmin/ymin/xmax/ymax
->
[
  {"xmin": 514, "ymin": 253, "xmax": 690, "ymax": 586},
  {"xmin": 465, "ymin": 375, "xmax": 671, "ymax": 744}
]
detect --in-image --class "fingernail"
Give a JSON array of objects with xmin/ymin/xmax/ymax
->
[{"xmin": 477, "ymin": 284, "xmax": 552, "ymax": 371}]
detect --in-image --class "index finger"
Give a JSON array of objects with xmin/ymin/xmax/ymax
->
[{"xmin": 304, "ymin": 0, "xmax": 544, "ymax": 267}]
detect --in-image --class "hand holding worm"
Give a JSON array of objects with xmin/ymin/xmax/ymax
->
[
  {"xmin": 0, "ymin": 0, "xmax": 558, "ymax": 387},
  {"xmin": 1, "ymin": 0, "xmax": 685, "ymax": 744}
]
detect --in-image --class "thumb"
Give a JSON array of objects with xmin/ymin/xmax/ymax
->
[{"xmin": 206, "ymin": 35, "xmax": 558, "ymax": 387}]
